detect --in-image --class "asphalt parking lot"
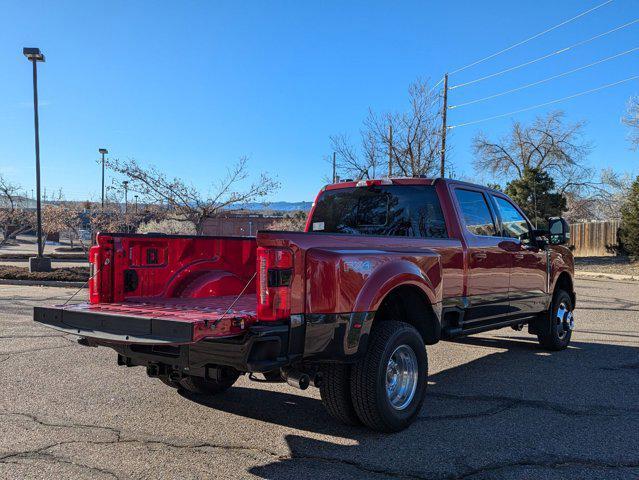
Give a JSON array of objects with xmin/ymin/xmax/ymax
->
[{"xmin": 1, "ymin": 278, "xmax": 638, "ymax": 479}]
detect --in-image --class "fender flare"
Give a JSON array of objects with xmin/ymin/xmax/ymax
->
[{"xmin": 353, "ymin": 258, "xmax": 440, "ymax": 313}]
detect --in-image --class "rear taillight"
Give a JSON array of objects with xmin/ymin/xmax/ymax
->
[
  {"xmin": 89, "ymin": 243, "xmax": 113, "ymax": 304},
  {"xmin": 256, "ymin": 247, "xmax": 293, "ymax": 321},
  {"xmin": 88, "ymin": 245, "xmax": 101, "ymax": 303}
]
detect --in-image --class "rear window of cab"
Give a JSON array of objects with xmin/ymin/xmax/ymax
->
[{"xmin": 310, "ymin": 185, "xmax": 447, "ymax": 238}]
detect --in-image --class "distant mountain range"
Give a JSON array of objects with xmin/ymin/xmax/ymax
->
[
  {"xmin": 228, "ymin": 201, "xmax": 313, "ymax": 212},
  {"xmin": 1, "ymin": 196, "xmax": 314, "ymax": 213}
]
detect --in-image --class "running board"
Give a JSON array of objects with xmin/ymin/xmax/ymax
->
[{"xmin": 443, "ymin": 316, "xmax": 537, "ymax": 338}]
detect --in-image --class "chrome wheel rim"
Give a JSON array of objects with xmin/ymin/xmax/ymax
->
[
  {"xmin": 385, "ymin": 345, "xmax": 419, "ymax": 410},
  {"xmin": 555, "ymin": 302, "xmax": 574, "ymax": 339}
]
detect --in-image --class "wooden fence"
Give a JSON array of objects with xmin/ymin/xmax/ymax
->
[{"xmin": 568, "ymin": 220, "xmax": 621, "ymax": 257}]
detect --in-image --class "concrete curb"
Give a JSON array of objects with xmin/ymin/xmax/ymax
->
[
  {"xmin": 575, "ymin": 271, "xmax": 639, "ymax": 282},
  {"xmin": 0, "ymin": 279, "xmax": 87, "ymax": 288}
]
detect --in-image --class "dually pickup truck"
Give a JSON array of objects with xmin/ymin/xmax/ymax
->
[{"xmin": 34, "ymin": 178, "xmax": 575, "ymax": 432}]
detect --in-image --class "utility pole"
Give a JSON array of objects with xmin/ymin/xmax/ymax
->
[
  {"xmin": 439, "ymin": 73, "xmax": 449, "ymax": 178},
  {"xmin": 332, "ymin": 152, "xmax": 336, "ymax": 183},
  {"xmin": 388, "ymin": 124, "xmax": 393, "ymax": 177},
  {"xmin": 532, "ymin": 174, "xmax": 538, "ymax": 229}
]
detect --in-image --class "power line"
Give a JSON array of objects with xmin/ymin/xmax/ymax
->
[
  {"xmin": 449, "ymin": 47, "xmax": 639, "ymax": 109},
  {"xmin": 448, "ymin": 74, "xmax": 639, "ymax": 129},
  {"xmin": 450, "ymin": 18, "xmax": 639, "ymax": 89},
  {"xmin": 427, "ymin": 76, "xmax": 445, "ymax": 96},
  {"xmin": 449, "ymin": 0, "xmax": 614, "ymax": 76}
]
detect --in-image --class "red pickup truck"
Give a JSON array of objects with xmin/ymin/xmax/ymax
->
[{"xmin": 34, "ymin": 178, "xmax": 575, "ymax": 432}]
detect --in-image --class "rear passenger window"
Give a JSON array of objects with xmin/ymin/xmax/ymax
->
[
  {"xmin": 492, "ymin": 196, "xmax": 530, "ymax": 240},
  {"xmin": 454, "ymin": 189, "xmax": 497, "ymax": 237}
]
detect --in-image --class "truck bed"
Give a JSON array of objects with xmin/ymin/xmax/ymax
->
[{"xmin": 34, "ymin": 294, "xmax": 256, "ymax": 345}]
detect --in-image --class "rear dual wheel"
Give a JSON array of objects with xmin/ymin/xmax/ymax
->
[
  {"xmin": 320, "ymin": 321, "xmax": 428, "ymax": 432},
  {"xmin": 159, "ymin": 368, "xmax": 241, "ymax": 395}
]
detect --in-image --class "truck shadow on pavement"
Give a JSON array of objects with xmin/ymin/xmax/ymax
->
[{"xmin": 184, "ymin": 336, "xmax": 639, "ymax": 479}]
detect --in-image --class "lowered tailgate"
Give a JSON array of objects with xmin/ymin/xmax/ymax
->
[{"xmin": 33, "ymin": 295, "xmax": 256, "ymax": 345}]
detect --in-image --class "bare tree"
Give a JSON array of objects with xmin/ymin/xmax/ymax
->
[
  {"xmin": 330, "ymin": 78, "xmax": 442, "ymax": 181},
  {"xmin": 0, "ymin": 175, "xmax": 34, "ymax": 246},
  {"xmin": 473, "ymin": 111, "xmax": 592, "ymax": 190},
  {"xmin": 563, "ymin": 169, "xmax": 630, "ymax": 222},
  {"xmin": 329, "ymin": 132, "xmax": 376, "ymax": 180},
  {"xmin": 0, "ymin": 175, "xmax": 20, "ymax": 210},
  {"xmin": 622, "ymin": 95, "xmax": 639, "ymax": 150},
  {"xmin": 106, "ymin": 156, "xmax": 279, "ymax": 234}
]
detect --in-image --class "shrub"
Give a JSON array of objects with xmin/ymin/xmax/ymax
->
[
  {"xmin": 619, "ymin": 176, "xmax": 639, "ymax": 257},
  {"xmin": 137, "ymin": 219, "xmax": 196, "ymax": 235}
]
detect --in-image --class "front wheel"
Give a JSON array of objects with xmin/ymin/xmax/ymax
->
[
  {"xmin": 537, "ymin": 289, "xmax": 574, "ymax": 351},
  {"xmin": 350, "ymin": 321, "xmax": 428, "ymax": 432}
]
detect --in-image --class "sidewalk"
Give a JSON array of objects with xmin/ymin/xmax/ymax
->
[{"xmin": 575, "ymin": 270, "xmax": 639, "ymax": 282}]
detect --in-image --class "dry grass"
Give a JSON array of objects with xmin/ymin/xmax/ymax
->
[{"xmin": 574, "ymin": 256, "xmax": 639, "ymax": 276}]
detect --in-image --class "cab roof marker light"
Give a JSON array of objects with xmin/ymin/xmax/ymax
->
[{"xmin": 356, "ymin": 178, "xmax": 394, "ymax": 187}]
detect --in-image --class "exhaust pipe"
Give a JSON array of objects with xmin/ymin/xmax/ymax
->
[{"xmin": 282, "ymin": 368, "xmax": 310, "ymax": 390}]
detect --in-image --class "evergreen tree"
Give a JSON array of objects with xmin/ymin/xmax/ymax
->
[
  {"xmin": 619, "ymin": 176, "xmax": 639, "ymax": 257},
  {"xmin": 504, "ymin": 167, "xmax": 567, "ymax": 227}
]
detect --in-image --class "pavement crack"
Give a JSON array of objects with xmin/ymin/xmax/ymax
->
[
  {"xmin": 0, "ymin": 411, "xmax": 283, "ymax": 475},
  {"xmin": 0, "ymin": 344, "xmax": 74, "ymax": 357},
  {"xmin": 116, "ymin": 438, "xmax": 282, "ymax": 458},
  {"xmin": 0, "ymin": 445, "xmax": 120, "ymax": 480},
  {"xmin": 426, "ymin": 391, "xmax": 639, "ymax": 419},
  {"xmin": 0, "ymin": 333, "xmax": 68, "ymax": 340},
  {"xmin": 450, "ymin": 455, "xmax": 639, "ymax": 479},
  {"xmin": 285, "ymin": 453, "xmax": 433, "ymax": 479},
  {"xmin": 0, "ymin": 412, "xmax": 123, "ymax": 441},
  {"xmin": 601, "ymin": 361, "xmax": 639, "ymax": 371},
  {"xmin": 418, "ymin": 402, "xmax": 517, "ymax": 422}
]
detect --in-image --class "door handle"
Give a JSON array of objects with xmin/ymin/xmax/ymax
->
[
  {"xmin": 514, "ymin": 253, "xmax": 525, "ymax": 260},
  {"xmin": 473, "ymin": 252, "xmax": 487, "ymax": 260}
]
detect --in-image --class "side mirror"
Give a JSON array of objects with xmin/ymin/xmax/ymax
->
[{"xmin": 548, "ymin": 217, "xmax": 570, "ymax": 245}]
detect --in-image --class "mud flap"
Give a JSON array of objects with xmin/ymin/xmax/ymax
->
[{"xmin": 528, "ymin": 310, "xmax": 551, "ymax": 336}]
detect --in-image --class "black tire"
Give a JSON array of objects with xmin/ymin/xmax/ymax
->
[
  {"xmin": 179, "ymin": 369, "xmax": 240, "ymax": 395},
  {"xmin": 350, "ymin": 321, "xmax": 428, "ymax": 432},
  {"xmin": 537, "ymin": 288, "xmax": 573, "ymax": 351},
  {"xmin": 319, "ymin": 364, "xmax": 361, "ymax": 426}
]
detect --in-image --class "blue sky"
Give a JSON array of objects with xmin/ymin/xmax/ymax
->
[{"xmin": 1, "ymin": 0, "xmax": 637, "ymax": 202}]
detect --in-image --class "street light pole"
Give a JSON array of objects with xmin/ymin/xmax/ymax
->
[
  {"xmin": 23, "ymin": 47, "xmax": 50, "ymax": 272},
  {"xmin": 122, "ymin": 181, "xmax": 129, "ymax": 214},
  {"xmin": 134, "ymin": 195, "xmax": 138, "ymax": 213},
  {"xmin": 99, "ymin": 148, "xmax": 108, "ymax": 208}
]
